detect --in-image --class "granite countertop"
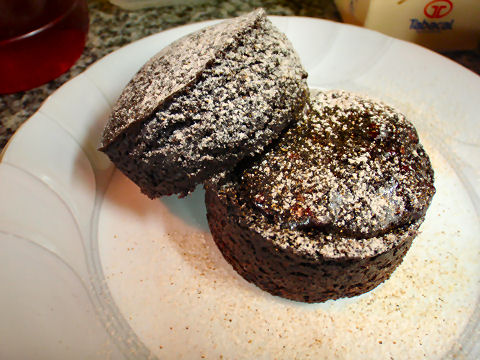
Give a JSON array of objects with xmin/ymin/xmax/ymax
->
[{"xmin": 1, "ymin": 0, "xmax": 479, "ymax": 151}]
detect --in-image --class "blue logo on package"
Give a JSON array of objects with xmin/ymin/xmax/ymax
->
[
  {"xmin": 410, "ymin": 18, "xmax": 454, "ymax": 32},
  {"xmin": 410, "ymin": 0, "xmax": 454, "ymax": 33}
]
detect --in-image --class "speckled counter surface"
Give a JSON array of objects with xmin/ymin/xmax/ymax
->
[{"xmin": 0, "ymin": 0, "xmax": 479, "ymax": 151}]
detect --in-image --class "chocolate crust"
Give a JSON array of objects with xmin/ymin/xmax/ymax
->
[
  {"xmin": 99, "ymin": 9, "xmax": 308, "ymax": 198},
  {"xmin": 205, "ymin": 184, "xmax": 418, "ymax": 303},
  {"xmin": 205, "ymin": 90, "xmax": 435, "ymax": 303},
  {"xmin": 100, "ymin": 9, "xmax": 265, "ymax": 149}
]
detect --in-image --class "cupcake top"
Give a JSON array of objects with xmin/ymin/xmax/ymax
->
[
  {"xmin": 219, "ymin": 90, "xmax": 436, "ymax": 258},
  {"xmin": 100, "ymin": 9, "xmax": 267, "ymax": 148},
  {"xmin": 99, "ymin": 9, "xmax": 308, "ymax": 198}
]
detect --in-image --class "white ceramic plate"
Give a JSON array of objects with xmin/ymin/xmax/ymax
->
[{"xmin": 0, "ymin": 16, "xmax": 479, "ymax": 360}]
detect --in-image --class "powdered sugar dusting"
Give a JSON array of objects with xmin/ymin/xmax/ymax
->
[
  {"xmin": 136, "ymin": 19, "xmax": 307, "ymax": 172},
  {"xmin": 101, "ymin": 9, "xmax": 266, "ymax": 148},
  {"xmin": 100, "ymin": 9, "xmax": 308, "ymax": 197},
  {"xmin": 235, "ymin": 90, "xmax": 435, "ymax": 258}
]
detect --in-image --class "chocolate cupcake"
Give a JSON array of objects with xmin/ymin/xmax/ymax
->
[
  {"xmin": 205, "ymin": 90, "xmax": 436, "ymax": 303},
  {"xmin": 99, "ymin": 9, "xmax": 308, "ymax": 198}
]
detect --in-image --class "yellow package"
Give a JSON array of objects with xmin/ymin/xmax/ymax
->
[{"xmin": 334, "ymin": 0, "xmax": 480, "ymax": 51}]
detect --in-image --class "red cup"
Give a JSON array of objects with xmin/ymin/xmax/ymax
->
[{"xmin": 0, "ymin": 0, "xmax": 89, "ymax": 94}]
